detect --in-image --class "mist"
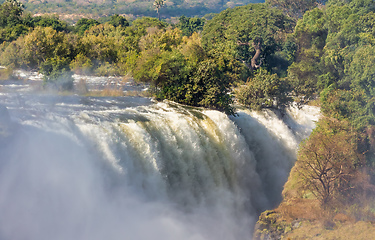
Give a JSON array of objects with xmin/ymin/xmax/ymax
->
[{"xmin": 0, "ymin": 122, "xmax": 245, "ymax": 240}]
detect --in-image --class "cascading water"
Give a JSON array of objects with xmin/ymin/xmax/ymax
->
[{"xmin": 0, "ymin": 78, "xmax": 319, "ymax": 240}]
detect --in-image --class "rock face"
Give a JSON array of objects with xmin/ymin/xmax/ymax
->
[{"xmin": 253, "ymin": 210, "xmax": 286, "ymax": 240}]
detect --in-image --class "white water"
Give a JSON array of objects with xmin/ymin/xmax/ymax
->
[{"xmin": 0, "ymin": 89, "xmax": 319, "ymax": 240}]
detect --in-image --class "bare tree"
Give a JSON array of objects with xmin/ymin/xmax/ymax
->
[{"xmin": 297, "ymin": 119, "xmax": 360, "ymax": 204}]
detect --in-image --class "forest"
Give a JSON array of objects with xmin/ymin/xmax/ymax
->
[{"xmin": 1, "ymin": 0, "xmax": 375, "ymax": 237}]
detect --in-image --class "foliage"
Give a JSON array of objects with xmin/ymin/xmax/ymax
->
[
  {"xmin": 176, "ymin": 15, "xmax": 205, "ymax": 36},
  {"xmin": 27, "ymin": 15, "xmax": 70, "ymax": 32},
  {"xmin": 107, "ymin": 14, "xmax": 129, "ymax": 28},
  {"xmin": 130, "ymin": 17, "xmax": 168, "ymax": 32},
  {"xmin": 22, "ymin": 26, "xmax": 75, "ymax": 69},
  {"xmin": 297, "ymin": 118, "xmax": 362, "ymax": 205},
  {"xmin": 98, "ymin": 14, "xmax": 129, "ymax": 28},
  {"xmin": 39, "ymin": 56, "xmax": 74, "ymax": 90},
  {"xmin": 0, "ymin": 0, "xmax": 23, "ymax": 28},
  {"xmin": 78, "ymin": 23, "xmax": 119, "ymax": 64},
  {"xmin": 69, "ymin": 52, "xmax": 93, "ymax": 74},
  {"xmin": 286, "ymin": 8, "xmax": 328, "ymax": 104},
  {"xmin": 277, "ymin": 0, "xmax": 375, "ymax": 217},
  {"xmin": 235, "ymin": 70, "xmax": 291, "ymax": 110},
  {"xmin": 131, "ymin": 29, "xmax": 235, "ymax": 115},
  {"xmin": 0, "ymin": 23, "xmax": 28, "ymax": 43},
  {"xmin": 201, "ymin": 3, "xmax": 294, "ymax": 76},
  {"xmin": 74, "ymin": 18, "xmax": 100, "ymax": 35},
  {"xmin": 0, "ymin": 0, "xmax": 27, "ymax": 43}
]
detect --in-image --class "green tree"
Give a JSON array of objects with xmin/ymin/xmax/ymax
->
[
  {"xmin": 0, "ymin": 0, "xmax": 23, "ymax": 28},
  {"xmin": 108, "ymin": 14, "xmax": 129, "ymax": 28},
  {"xmin": 312, "ymin": 0, "xmax": 375, "ymax": 128},
  {"xmin": 130, "ymin": 17, "xmax": 167, "ymax": 33},
  {"xmin": 39, "ymin": 56, "xmax": 74, "ymax": 90},
  {"xmin": 0, "ymin": 39, "xmax": 23, "ymax": 68},
  {"xmin": 131, "ymin": 29, "xmax": 235, "ymax": 115},
  {"xmin": 287, "ymin": 8, "xmax": 328, "ymax": 104},
  {"xmin": 30, "ymin": 15, "xmax": 69, "ymax": 32},
  {"xmin": 0, "ymin": 23, "xmax": 28, "ymax": 43},
  {"xmin": 201, "ymin": 3, "xmax": 294, "ymax": 75},
  {"xmin": 78, "ymin": 23, "xmax": 119, "ymax": 64},
  {"xmin": 235, "ymin": 70, "xmax": 291, "ymax": 110},
  {"xmin": 176, "ymin": 15, "xmax": 205, "ymax": 36},
  {"xmin": 20, "ymin": 26, "xmax": 74, "ymax": 69},
  {"xmin": 70, "ymin": 53, "xmax": 93, "ymax": 74},
  {"xmin": 74, "ymin": 18, "xmax": 100, "ymax": 35},
  {"xmin": 0, "ymin": 0, "xmax": 28, "ymax": 43}
]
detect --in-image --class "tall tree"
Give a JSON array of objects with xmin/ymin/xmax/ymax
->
[
  {"xmin": 153, "ymin": 0, "xmax": 166, "ymax": 20},
  {"xmin": 0, "ymin": 0, "xmax": 23, "ymax": 28},
  {"xmin": 201, "ymin": 3, "xmax": 293, "ymax": 74},
  {"xmin": 297, "ymin": 119, "xmax": 362, "ymax": 204}
]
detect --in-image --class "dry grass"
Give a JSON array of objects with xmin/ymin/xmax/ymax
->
[
  {"xmin": 276, "ymin": 198, "xmax": 324, "ymax": 223},
  {"xmin": 0, "ymin": 68, "xmax": 13, "ymax": 80},
  {"xmin": 85, "ymin": 88, "xmax": 124, "ymax": 97},
  {"xmin": 261, "ymin": 197, "xmax": 375, "ymax": 240},
  {"xmin": 284, "ymin": 220, "xmax": 375, "ymax": 240},
  {"xmin": 124, "ymin": 90, "xmax": 151, "ymax": 97}
]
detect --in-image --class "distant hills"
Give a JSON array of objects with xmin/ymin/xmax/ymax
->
[{"xmin": 0, "ymin": 0, "xmax": 264, "ymax": 22}]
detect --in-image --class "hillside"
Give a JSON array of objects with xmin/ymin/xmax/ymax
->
[{"xmin": 0, "ymin": 0, "xmax": 264, "ymax": 21}]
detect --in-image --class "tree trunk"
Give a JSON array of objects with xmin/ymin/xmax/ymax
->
[
  {"xmin": 251, "ymin": 41, "xmax": 262, "ymax": 70},
  {"xmin": 237, "ymin": 39, "xmax": 262, "ymax": 71}
]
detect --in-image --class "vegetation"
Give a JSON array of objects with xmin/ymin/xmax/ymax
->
[
  {"xmin": 297, "ymin": 118, "xmax": 362, "ymax": 204},
  {"xmin": 235, "ymin": 70, "xmax": 291, "ymax": 110},
  {"xmin": 201, "ymin": 3, "xmax": 294, "ymax": 74},
  {"xmin": 153, "ymin": 0, "xmax": 165, "ymax": 20},
  {"xmin": 1, "ymin": 0, "xmax": 375, "ymax": 236},
  {"xmin": 253, "ymin": 0, "xmax": 375, "ymax": 237},
  {"xmin": 0, "ymin": 0, "xmax": 263, "ymax": 22},
  {"xmin": 176, "ymin": 15, "xmax": 205, "ymax": 36},
  {"xmin": 39, "ymin": 56, "xmax": 74, "ymax": 90}
]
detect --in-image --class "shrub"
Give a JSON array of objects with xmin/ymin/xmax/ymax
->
[
  {"xmin": 235, "ymin": 70, "xmax": 291, "ymax": 111},
  {"xmin": 39, "ymin": 56, "xmax": 74, "ymax": 91}
]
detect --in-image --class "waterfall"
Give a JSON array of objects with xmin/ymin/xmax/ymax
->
[{"xmin": 0, "ymin": 92, "xmax": 319, "ymax": 240}]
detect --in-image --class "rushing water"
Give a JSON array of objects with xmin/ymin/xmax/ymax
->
[{"xmin": 0, "ymin": 78, "xmax": 319, "ymax": 240}]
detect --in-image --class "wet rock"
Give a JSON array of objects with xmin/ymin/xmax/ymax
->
[{"xmin": 253, "ymin": 210, "xmax": 292, "ymax": 240}]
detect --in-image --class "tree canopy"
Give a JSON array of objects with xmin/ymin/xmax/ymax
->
[{"xmin": 201, "ymin": 3, "xmax": 294, "ymax": 74}]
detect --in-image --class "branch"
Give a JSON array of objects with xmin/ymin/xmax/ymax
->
[{"xmin": 237, "ymin": 40, "xmax": 250, "ymax": 46}]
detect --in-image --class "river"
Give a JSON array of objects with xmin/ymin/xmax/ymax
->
[{"xmin": 0, "ymin": 74, "xmax": 319, "ymax": 240}]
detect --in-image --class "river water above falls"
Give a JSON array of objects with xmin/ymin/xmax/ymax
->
[{"xmin": 0, "ymin": 76, "xmax": 319, "ymax": 240}]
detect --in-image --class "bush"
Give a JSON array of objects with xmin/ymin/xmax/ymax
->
[
  {"xmin": 235, "ymin": 70, "xmax": 291, "ymax": 111},
  {"xmin": 39, "ymin": 56, "xmax": 74, "ymax": 90},
  {"xmin": 70, "ymin": 53, "xmax": 93, "ymax": 75}
]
